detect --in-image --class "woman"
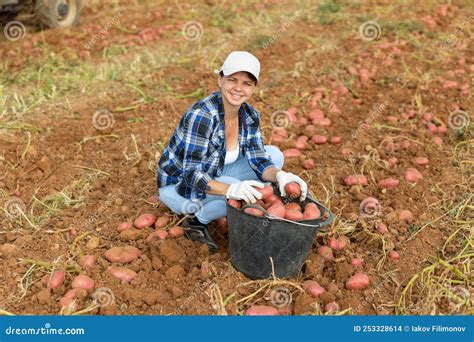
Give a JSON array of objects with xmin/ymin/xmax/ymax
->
[{"xmin": 157, "ymin": 51, "xmax": 308, "ymax": 252}]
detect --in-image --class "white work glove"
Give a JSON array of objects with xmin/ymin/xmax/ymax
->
[
  {"xmin": 226, "ymin": 180, "xmax": 265, "ymax": 204},
  {"xmin": 276, "ymin": 171, "xmax": 308, "ymax": 201}
]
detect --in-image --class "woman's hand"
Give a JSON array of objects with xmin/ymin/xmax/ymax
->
[
  {"xmin": 276, "ymin": 171, "xmax": 308, "ymax": 201},
  {"xmin": 225, "ymin": 180, "xmax": 265, "ymax": 203}
]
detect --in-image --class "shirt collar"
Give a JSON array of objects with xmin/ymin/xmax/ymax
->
[{"xmin": 215, "ymin": 91, "xmax": 255, "ymax": 126}]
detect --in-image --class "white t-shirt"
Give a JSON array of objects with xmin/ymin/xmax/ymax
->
[{"xmin": 224, "ymin": 143, "xmax": 239, "ymax": 165}]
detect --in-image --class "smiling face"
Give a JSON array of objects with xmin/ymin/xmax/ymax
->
[{"xmin": 218, "ymin": 71, "xmax": 257, "ymax": 109}]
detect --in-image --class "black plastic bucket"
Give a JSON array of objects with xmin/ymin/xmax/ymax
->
[{"xmin": 226, "ymin": 187, "xmax": 334, "ymax": 279}]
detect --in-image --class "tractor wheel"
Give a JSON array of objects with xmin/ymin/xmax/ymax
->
[{"xmin": 34, "ymin": 0, "xmax": 81, "ymax": 28}]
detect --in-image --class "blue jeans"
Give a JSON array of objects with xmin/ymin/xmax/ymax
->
[{"xmin": 158, "ymin": 145, "xmax": 284, "ymax": 224}]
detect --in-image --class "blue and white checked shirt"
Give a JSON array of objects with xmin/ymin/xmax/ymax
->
[{"xmin": 157, "ymin": 91, "xmax": 275, "ymax": 200}]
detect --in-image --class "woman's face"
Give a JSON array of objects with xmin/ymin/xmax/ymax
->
[{"xmin": 218, "ymin": 71, "xmax": 256, "ymax": 108}]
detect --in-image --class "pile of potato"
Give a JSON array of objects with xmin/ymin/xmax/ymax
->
[{"xmin": 227, "ymin": 183, "xmax": 322, "ymax": 221}]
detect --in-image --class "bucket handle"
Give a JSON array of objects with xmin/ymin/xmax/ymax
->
[
  {"xmin": 239, "ymin": 203, "xmax": 269, "ymax": 216},
  {"xmin": 240, "ymin": 202, "xmax": 334, "ymax": 229}
]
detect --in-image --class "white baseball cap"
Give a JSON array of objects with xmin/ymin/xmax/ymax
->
[{"xmin": 216, "ymin": 51, "xmax": 260, "ymax": 83}]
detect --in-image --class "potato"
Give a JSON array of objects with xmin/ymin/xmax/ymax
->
[
  {"xmin": 108, "ymin": 266, "xmax": 137, "ymax": 282},
  {"xmin": 310, "ymin": 116, "xmax": 323, "ymax": 125},
  {"xmin": 287, "ymin": 106, "xmax": 298, "ymax": 115},
  {"xmin": 284, "ymin": 182, "xmax": 301, "ymax": 198},
  {"xmin": 413, "ymin": 157, "xmax": 429, "ymax": 166},
  {"xmin": 330, "ymin": 136, "xmax": 342, "ymax": 145},
  {"xmin": 317, "ymin": 246, "xmax": 334, "ymax": 261},
  {"xmin": 44, "ymin": 270, "xmax": 65, "ymax": 289},
  {"xmin": 133, "ymin": 213, "xmax": 157, "ymax": 229},
  {"xmin": 376, "ymin": 223, "xmax": 388, "ymax": 234},
  {"xmin": 378, "ymin": 177, "xmax": 399, "ymax": 189},
  {"xmin": 437, "ymin": 125, "xmax": 447, "ymax": 135},
  {"xmin": 154, "ymin": 216, "xmax": 169, "ymax": 229},
  {"xmin": 146, "ymin": 230, "xmax": 168, "ymax": 241},
  {"xmin": 295, "ymin": 139, "xmax": 307, "ymax": 150},
  {"xmin": 245, "ymin": 305, "xmax": 279, "ymax": 316},
  {"xmin": 309, "ymin": 109, "xmax": 324, "ymax": 120},
  {"xmin": 64, "ymin": 288, "xmax": 87, "ymax": 300},
  {"xmin": 104, "ymin": 246, "xmax": 141, "ymax": 263},
  {"xmin": 295, "ymin": 136, "xmax": 309, "ymax": 150},
  {"xmin": 272, "ymin": 134, "xmax": 286, "ymax": 143},
  {"xmin": 303, "ymin": 280, "xmax": 326, "ymax": 298},
  {"xmin": 302, "ymin": 159, "xmax": 315, "ymax": 170},
  {"xmin": 273, "ymin": 127, "xmax": 288, "ymax": 138},
  {"xmin": 297, "ymin": 135, "xmax": 309, "ymax": 142},
  {"xmin": 147, "ymin": 195, "xmax": 159, "ymax": 203},
  {"xmin": 345, "ymin": 273, "xmax": 370, "ymax": 290},
  {"xmin": 426, "ymin": 122, "xmax": 437, "ymax": 134},
  {"xmin": 119, "ymin": 228, "xmax": 145, "ymax": 242},
  {"xmin": 305, "ymin": 125, "xmax": 316, "ymax": 135},
  {"xmin": 328, "ymin": 238, "xmax": 340, "ymax": 250},
  {"xmin": 277, "ymin": 306, "xmax": 292, "ymax": 316},
  {"xmin": 267, "ymin": 203, "xmax": 286, "ymax": 218},
  {"xmin": 244, "ymin": 207, "xmax": 265, "ymax": 217},
  {"xmin": 285, "ymin": 210, "xmax": 304, "ymax": 221},
  {"xmin": 283, "ymin": 148, "xmax": 301, "ymax": 158},
  {"xmin": 343, "ymin": 212, "xmax": 356, "ymax": 221},
  {"xmin": 350, "ymin": 258, "xmax": 362, "ymax": 267},
  {"xmin": 59, "ymin": 291, "xmax": 78, "ymax": 309},
  {"xmin": 169, "ymin": 226, "xmax": 184, "ymax": 238},
  {"xmin": 257, "ymin": 185, "xmax": 274, "ymax": 200},
  {"xmin": 285, "ymin": 203, "xmax": 301, "ymax": 212},
  {"xmin": 227, "ymin": 199, "xmax": 242, "ymax": 209},
  {"xmin": 319, "ymin": 117, "xmax": 332, "ymax": 126},
  {"xmin": 324, "ymin": 301, "xmax": 340, "ymax": 313},
  {"xmin": 341, "ymin": 148, "xmax": 352, "ymax": 156},
  {"xmin": 388, "ymin": 157, "xmax": 398, "ymax": 167},
  {"xmin": 59, "ymin": 289, "xmax": 85, "ymax": 310},
  {"xmin": 303, "ymin": 203, "xmax": 321, "ymax": 220},
  {"xmin": 382, "ymin": 135, "xmax": 395, "ymax": 151},
  {"xmin": 386, "ymin": 115, "xmax": 398, "ymax": 123},
  {"xmin": 271, "ymin": 198, "xmax": 284, "ymax": 207},
  {"xmin": 297, "ymin": 117, "xmax": 308, "ymax": 126},
  {"xmin": 265, "ymin": 194, "xmax": 280, "ymax": 204},
  {"xmin": 304, "ymin": 202, "xmax": 319, "ymax": 211},
  {"xmin": 422, "ymin": 112, "xmax": 433, "ymax": 121},
  {"xmin": 344, "ymin": 175, "xmax": 368, "ymax": 186},
  {"xmin": 287, "ymin": 107, "xmax": 298, "ymax": 123},
  {"xmin": 328, "ymin": 236, "xmax": 348, "ymax": 250},
  {"xmin": 398, "ymin": 210, "xmax": 413, "ymax": 222},
  {"xmin": 388, "ymin": 251, "xmax": 400, "ymax": 260},
  {"xmin": 71, "ymin": 274, "xmax": 95, "ymax": 292},
  {"xmin": 81, "ymin": 255, "xmax": 95, "ymax": 269},
  {"xmin": 400, "ymin": 140, "xmax": 411, "ymax": 149},
  {"xmin": 404, "ymin": 168, "xmax": 423, "ymax": 183},
  {"xmin": 117, "ymin": 222, "xmax": 132, "ymax": 232},
  {"xmin": 311, "ymin": 134, "xmax": 327, "ymax": 144},
  {"xmin": 59, "ymin": 296, "xmax": 78, "ymax": 310}
]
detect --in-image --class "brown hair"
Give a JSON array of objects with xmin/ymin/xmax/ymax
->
[{"xmin": 219, "ymin": 71, "xmax": 257, "ymax": 85}]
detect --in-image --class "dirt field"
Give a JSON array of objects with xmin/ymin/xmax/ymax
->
[{"xmin": 0, "ymin": 0, "xmax": 472, "ymax": 316}]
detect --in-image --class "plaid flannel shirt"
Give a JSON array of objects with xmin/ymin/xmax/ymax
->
[{"xmin": 157, "ymin": 91, "xmax": 275, "ymax": 200}]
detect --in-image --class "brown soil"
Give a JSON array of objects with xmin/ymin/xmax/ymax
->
[{"xmin": 0, "ymin": 1, "xmax": 471, "ymax": 315}]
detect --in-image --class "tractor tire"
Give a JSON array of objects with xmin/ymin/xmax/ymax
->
[
  {"xmin": 34, "ymin": 0, "xmax": 81, "ymax": 28},
  {"xmin": 0, "ymin": 11, "xmax": 19, "ymax": 25}
]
